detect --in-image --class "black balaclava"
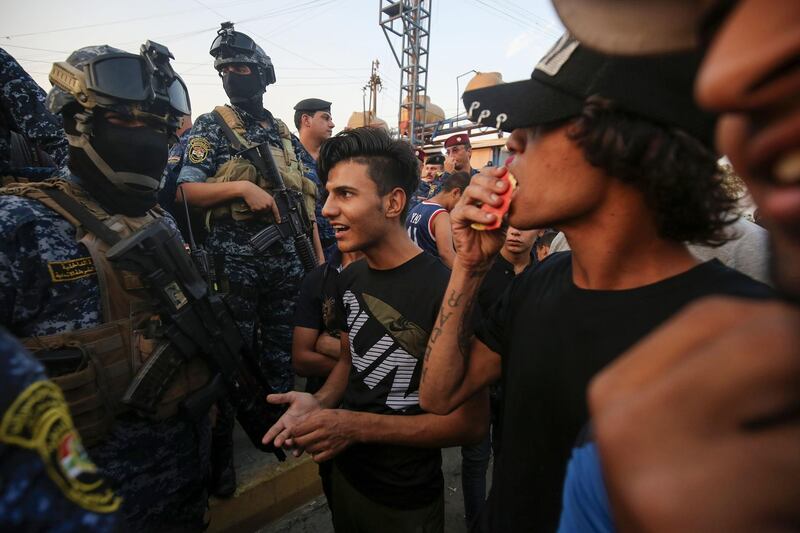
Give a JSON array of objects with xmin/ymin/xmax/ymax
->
[
  {"xmin": 222, "ymin": 70, "xmax": 266, "ymax": 120},
  {"xmin": 65, "ymin": 111, "xmax": 168, "ymax": 216}
]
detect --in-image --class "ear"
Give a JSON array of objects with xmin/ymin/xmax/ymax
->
[
  {"xmin": 384, "ymin": 187, "xmax": 407, "ymax": 220},
  {"xmin": 301, "ymin": 113, "xmax": 312, "ymax": 128}
]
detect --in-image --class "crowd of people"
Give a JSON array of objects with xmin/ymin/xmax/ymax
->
[{"xmin": 1, "ymin": 0, "xmax": 798, "ymax": 532}]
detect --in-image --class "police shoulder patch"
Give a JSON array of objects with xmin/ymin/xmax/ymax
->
[
  {"xmin": 47, "ymin": 257, "xmax": 97, "ymax": 283},
  {"xmin": 188, "ymin": 137, "xmax": 212, "ymax": 164},
  {"xmin": 0, "ymin": 380, "xmax": 121, "ymax": 513}
]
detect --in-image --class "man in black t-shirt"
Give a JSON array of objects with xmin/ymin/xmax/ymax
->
[
  {"xmin": 462, "ymin": 225, "xmax": 539, "ymax": 528},
  {"xmin": 551, "ymin": 2, "xmax": 800, "ymax": 530},
  {"xmin": 265, "ymin": 128, "xmax": 488, "ymax": 533},
  {"xmin": 291, "ymin": 246, "xmax": 362, "ymax": 510},
  {"xmin": 419, "ymin": 36, "xmax": 772, "ymax": 532}
]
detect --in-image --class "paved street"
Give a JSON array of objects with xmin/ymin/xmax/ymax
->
[{"xmin": 260, "ymin": 446, "xmax": 490, "ymax": 533}]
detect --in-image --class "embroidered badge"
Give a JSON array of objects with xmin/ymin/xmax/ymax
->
[
  {"xmin": 167, "ymin": 154, "xmax": 182, "ymax": 165},
  {"xmin": 188, "ymin": 137, "xmax": 212, "ymax": 164},
  {"xmin": 0, "ymin": 381, "xmax": 121, "ymax": 513},
  {"xmin": 48, "ymin": 257, "xmax": 96, "ymax": 283}
]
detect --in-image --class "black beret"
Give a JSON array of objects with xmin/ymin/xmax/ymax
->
[{"xmin": 293, "ymin": 98, "xmax": 332, "ymax": 113}]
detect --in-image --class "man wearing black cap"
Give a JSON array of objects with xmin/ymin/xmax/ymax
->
[
  {"xmin": 418, "ymin": 34, "xmax": 772, "ymax": 531},
  {"xmin": 295, "ymin": 98, "xmax": 336, "ymax": 255},
  {"xmin": 551, "ymin": 1, "xmax": 800, "ymax": 531},
  {"xmin": 408, "ymin": 153, "xmax": 446, "ymax": 212}
]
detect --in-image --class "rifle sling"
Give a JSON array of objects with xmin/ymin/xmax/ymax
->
[
  {"xmin": 212, "ymin": 110, "xmax": 247, "ymax": 152},
  {"xmin": 43, "ymin": 187, "xmax": 121, "ymax": 246}
]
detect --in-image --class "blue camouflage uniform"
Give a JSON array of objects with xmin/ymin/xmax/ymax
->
[
  {"xmin": 177, "ymin": 104, "xmax": 307, "ymax": 394},
  {"xmin": 158, "ymin": 129, "xmax": 191, "ymax": 216},
  {"xmin": 408, "ymin": 167, "xmax": 480, "ymax": 212},
  {"xmin": 296, "ymin": 143, "xmax": 336, "ymax": 259},
  {"xmin": 407, "ymin": 174, "xmax": 444, "ymax": 213},
  {"xmin": 0, "ymin": 48, "xmax": 68, "ymax": 173},
  {"xmin": 0, "ymin": 175, "xmax": 211, "ymax": 531},
  {"xmin": 0, "ymin": 326, "xmax": 119, "ymax": 532}
]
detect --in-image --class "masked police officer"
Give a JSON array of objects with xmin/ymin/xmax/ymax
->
[
  {"xmin": 0, "ymin": 44, "xmax": 211, "ymax": 531},
  {"xmin": 176, "ymin": 22, "xmax": 320, "ymax": 496}
]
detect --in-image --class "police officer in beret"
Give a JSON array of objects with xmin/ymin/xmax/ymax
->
[
  {"xmin": 0, "ymin": 43, "xmax": 211, "ymax": 530},
  {"xmin": 408, "ymin": 153, "xmax": 446, "ymax": 212},
  {"xmin": 294, "ymin": 97, "xmax": 336, "ymax": 256},
  {"xmin": 176, "ymin": 22, "xmax": 322, "ymax": 496},
  {"xmin": 411, "ymin": 135, "xmax": 479, "ymax": 211},
  {"xmin": 443, "ymin": 133, "xmax": 479, "ymax": 177}
]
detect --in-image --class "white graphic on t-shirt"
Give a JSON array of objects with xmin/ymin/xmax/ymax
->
[{"xmin": 343, "ymin": 290, "xmax": 420, "ymax": 410}]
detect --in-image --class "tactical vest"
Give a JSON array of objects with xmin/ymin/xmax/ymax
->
[
  {"xmin": 206, "ymin": 105, "xmax": 318, "ymax": 227},
  {"xmin": 1, "ymin": 179, "xmax": 210, "ymax": 447}
]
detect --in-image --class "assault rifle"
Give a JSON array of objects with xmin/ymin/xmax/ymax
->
[
  {"xmin": 209, "ymin": 110, "xmax": 317, "ymax": 272},
  {"xmin": 242, "ymin": 143, "xmax": 318, "ymax": 273},
  {"xmin": 106, "ymin": 218, "xmax": 286, "ymax": 459}
]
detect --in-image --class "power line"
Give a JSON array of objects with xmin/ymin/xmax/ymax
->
[
  {"xmin": 0, "ymin": 44, "xmax": 71, "ymax": 54},
  {"xmin": 1, "ymin": 8, "xmax": 197, "ymax": 39},
  {"xmin": 497, "ymin": 0, "xmax": 564, "ymax": 35},
  {"xmin": 468, "ymin": 0, "xmax": 560, "ymax": 39}
]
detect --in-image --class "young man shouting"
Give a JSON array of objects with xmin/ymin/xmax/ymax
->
[
  {"xmin": 263, "ymin": 127, "xmax": 487, "ymax": 532},
  {"xmin": 419, "ymin": 35, "xmax": 771, "ymax": 532}
]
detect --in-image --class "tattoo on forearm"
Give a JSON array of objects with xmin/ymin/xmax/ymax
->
[
  {"xmin": 428, "ymin": 309, "xmax": 452, "ymax": 348},
  {"xmin": 423, "ymin": 284, "xmax": 480, "ymax": 377},
  {"xmin": 447, "ymin": 290, "xmax": 464, "ymax": 308},
  {"xmin": 457, "ymin": 296, "xmax": 477, "ymax": 361}
]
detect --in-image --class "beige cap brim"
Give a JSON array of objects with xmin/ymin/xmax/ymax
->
[{"xmin": 552, "ymin": 0, "xmax": 716, "ymax": 55}]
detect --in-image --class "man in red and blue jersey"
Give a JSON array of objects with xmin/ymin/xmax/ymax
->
[{"xmin": 405, "ymin": 171, "xmax": 470, "ymax": 268}]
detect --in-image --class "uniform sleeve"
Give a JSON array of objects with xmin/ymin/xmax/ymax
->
[
  {"xmin": 0, "ymin": 328, "xmax": 120, "ymax": 532},
  {"xmin": 0, "ymin": 199, "xmax": 46, "ymax": 327},
  {"xmin": 177, "ymin": 113, "xmax": 227, "ymax": 184},
  {"xmin": 290, "ymin": 134, "xmax": 314, "ymax": 181},
  {"xmin": 0, "ymin": 48, "xmax": 68, "ymax": 167}
]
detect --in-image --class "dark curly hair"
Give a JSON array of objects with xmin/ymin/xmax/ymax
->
[
  {"xmin": 318, "ymin": 127, "xmax": 420, "ymax": 219},
  {"xmin": 567, "ymin": 96, "xmax": 736, "ymax": 246}
]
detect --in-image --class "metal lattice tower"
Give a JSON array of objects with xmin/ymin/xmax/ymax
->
[{"xmin": 379, "ymin": 0, "xmax": 432, "ymax": 146}]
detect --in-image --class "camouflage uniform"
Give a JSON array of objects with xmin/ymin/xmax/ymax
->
[
  {"xmin": 0, "ymin": 175, "xmax": 211, "ymax": 531},
  {"xmin": 159, "ymin": 129, "xmax": 191, "ymax": 213},
  {"xmin": 177, "ymin": 105, "xmax": 306, "ymax": 394},
  {"xmin": 0, "ymin": 326, "xmax": 119, "ymax": 532},
  {"xmin": 408, "ymin": 168, "xmax": 480, "ymax": 211},
  {"xmin": 0, "ymin": 48, "xmax": 68, "ymax": 171},
  {"xmin": 408, "ymin": 175, "xmax": 443, "ymax": 213},
  {"xmin": 296, "ymin": 143, "xmax": 336, "ymax": 257}
]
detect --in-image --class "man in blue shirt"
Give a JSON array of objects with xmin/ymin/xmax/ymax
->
[{"xmin": 295, "ymin": 98, "xmax": 336, "ymax": 258}]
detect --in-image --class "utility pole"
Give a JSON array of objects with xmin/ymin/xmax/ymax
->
[{"xmin": 379, "ymin": 0, "xmax": 432, "ymax": 146}]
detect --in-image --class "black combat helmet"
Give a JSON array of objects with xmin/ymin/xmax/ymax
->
[
  {"xmin": 210, "ymin": 22, "xmax": 276, "ymax": 87},
  {"xmin": 46, "ymin": 42, "xmax": 190, "ymax": 197}
]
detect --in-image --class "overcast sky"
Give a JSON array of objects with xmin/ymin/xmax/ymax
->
[{"xmin": 2, "ymin": 0, "xmax": 563, "ymax": 135}]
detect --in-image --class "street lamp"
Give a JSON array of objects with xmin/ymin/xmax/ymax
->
[{"xmin": 455, "ymin": 69, "xmax": 478, "ymax": 120}]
